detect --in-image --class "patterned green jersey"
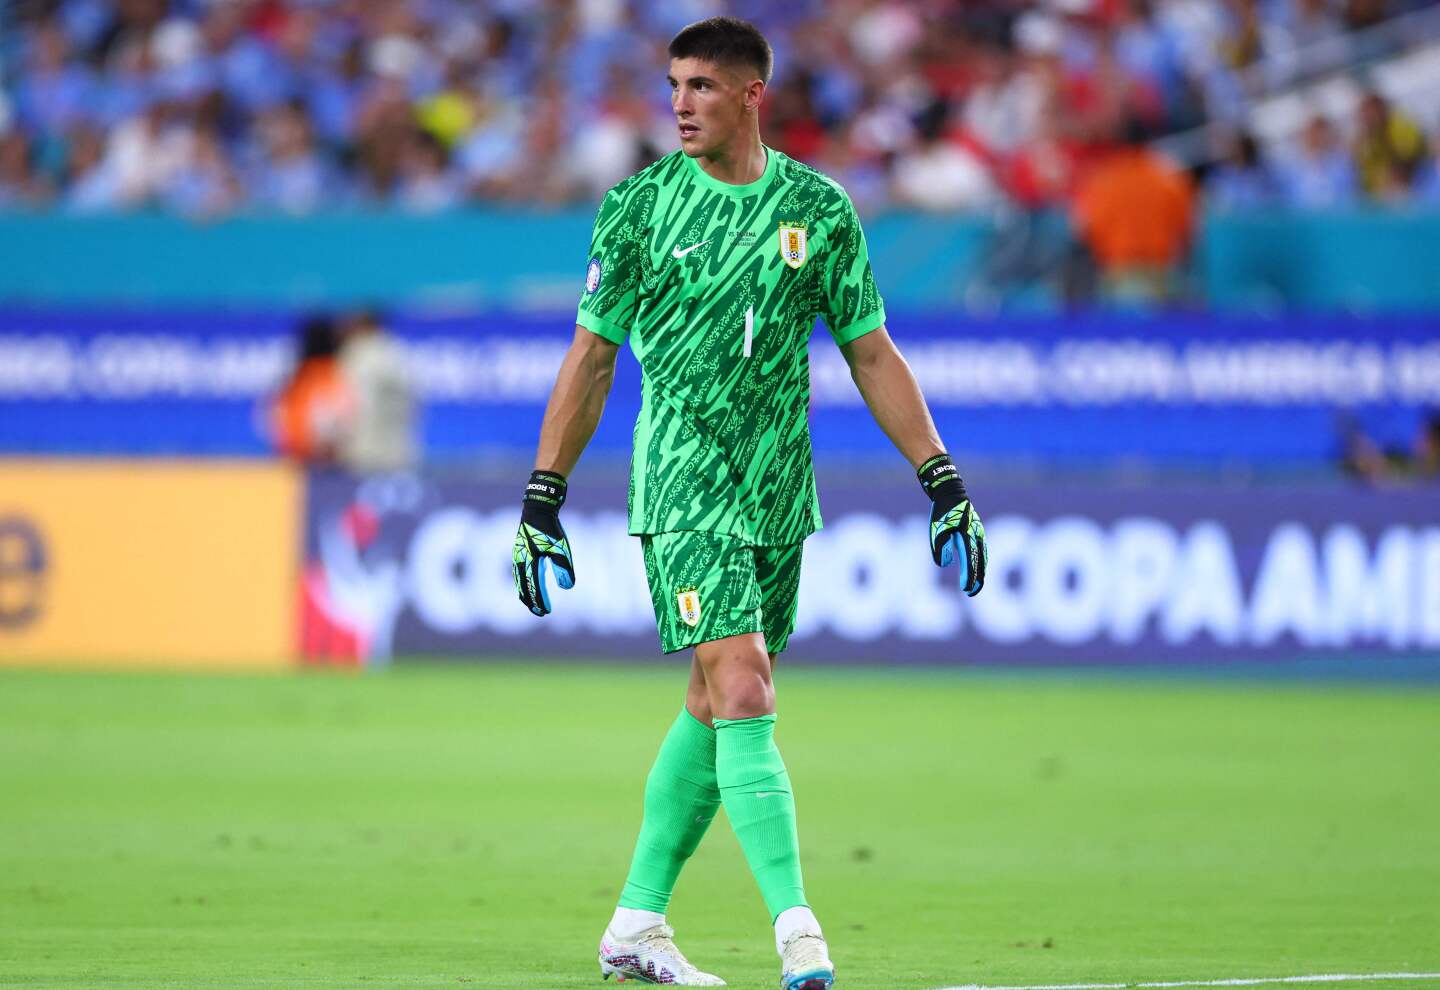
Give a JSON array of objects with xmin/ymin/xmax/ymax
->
[{"xmin": 575, "ymin": 147, "xmax": 885, "ymax": 546}]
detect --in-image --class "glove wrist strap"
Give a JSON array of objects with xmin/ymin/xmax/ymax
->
[
  {"xmin": 917, "ymin": 454, "xmax": 966, "ymax": 502},
  {"xmin": 525, "ymin": 469, "xmax": 568, "ymax": 510}
]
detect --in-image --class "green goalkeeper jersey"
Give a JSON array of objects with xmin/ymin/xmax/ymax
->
[{"xmin": 576, "ymin": 147, "xmax": 885, "ymax": 546}]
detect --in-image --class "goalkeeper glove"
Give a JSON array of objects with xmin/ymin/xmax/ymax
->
[
  {"xmin": 513, "ymin": 469, "xmax": 575, "ymax": 617},
  {"xmin": 918, "ymin": 453, "xmax": 987, "ymax": 597}
]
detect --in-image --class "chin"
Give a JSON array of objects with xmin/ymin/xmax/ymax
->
[{"xmin": 678, "ymin": 133, "xmax": 712, "ymax": 157}]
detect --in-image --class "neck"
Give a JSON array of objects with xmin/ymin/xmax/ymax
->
[{"xmin": 696, "ymin": 124, "xmax": 766, "ymax": 185}]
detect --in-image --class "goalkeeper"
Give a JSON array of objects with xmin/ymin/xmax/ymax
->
[{"xmin": 512, "ymin": 16, "xmax": 987, "ymax": 990}]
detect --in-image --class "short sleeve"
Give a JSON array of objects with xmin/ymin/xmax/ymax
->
[
  {"xmin": 576, "ymin": 187, "xmax": 643, "ymax": 345},
  {"xmin": 820, "ymin": 191, "xmax": 886, "ymax": 346}
]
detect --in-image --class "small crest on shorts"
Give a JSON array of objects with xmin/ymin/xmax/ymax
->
[
  {"xmin": 585, "ymin": 257, "xmax": 602, "ymax": 293},
  {"xmin": 777, "ymin": 222, "xmax": 808, "ymax": 269},
  {"xmin": 676, "ymin": 588, "xmax": 702, "ymax": 628}
]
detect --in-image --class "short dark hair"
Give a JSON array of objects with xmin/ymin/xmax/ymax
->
[{"xmin": 668, "ymin": 16, "xmax": 773, "ymax": 84}]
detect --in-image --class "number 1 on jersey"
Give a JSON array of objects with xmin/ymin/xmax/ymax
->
[{"xmin": 744, "ymin": 305, "xmax": 754, "ymax": 358}]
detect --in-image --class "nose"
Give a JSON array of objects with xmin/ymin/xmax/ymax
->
[{"xmin": 673, "ymin": 87, "xmax": 691, "ymax": 116}]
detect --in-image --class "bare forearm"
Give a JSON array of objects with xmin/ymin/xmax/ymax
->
[
  {"xmin": 534, "ymin": 330, "xmax": 617, "ymax": 475},
  {"xmin": 848, "ymin": 335, "xmax": 945, "ymax": 470}
]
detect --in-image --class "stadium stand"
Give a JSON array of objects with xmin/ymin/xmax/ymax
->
[{"xmin": 2, "ymin": 0, "xmax": 1439, "ymax": 216}]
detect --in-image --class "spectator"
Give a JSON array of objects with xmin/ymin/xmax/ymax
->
[
  {"xmin": 1414, "ymin": 134, "xmax": 1440, "ymax": 204},
  {"xmin": 1277, "ymin": 113, "xmax": 1357, "ymax": 207},
  {"xmin": 164, "ymin": 125, "xmax": 243, "ymax": 218},
  {"xmin": 0, "ymin": 132, "xmax": 45, "ymax": 208},
  {"xmin": 811, "ymin": 129, "xmax": 891, "ymax": 215},
  {"xmin": 767, "ymin": 69, "xmax": 829, "ymax": 165},
  {"xmin": 563, "ymin": 65, "xmax": 654, "ymax": 199},
  {"xmin": 307, "ymin": 38, "xmax": 370, "ymax": 149},
  {"xmin": 1417, "ymin": 414, "xmax": 1440, "ymax": 479},
  {"xmin": 1003, "ymin": 101, "xmax": 1083, "ymax": 208},
  {"xmin": 1342, "ymin": 412, "xmax": 1440, "ymax": 483},
  {"xmin": 1206, "ymin": 129, "xmax": 1278, "ymax": 209},
  {"xmin": 1114, "ymin": 0, "xmax": 1194, "ymax": 125},
  {"xmin": 0, "ymin": 0, "xmax": 1430, "ymax": 215},
  {"xmin": 352, "ymin": 77, "xmax": 414, "ymax": 203},
  {"xmin": 62, "ymin": 124, "xmax": 121, "ymax": 212},
  {"xmin": 1265, "ymin": 0, "xmax": 1346, "ymax": 70},
  {"xmin": 416, "ymin": 58, "xmax": 481, "ymax": 151},
  {"xmin": 890, "ymin": 101, "xmax": 997, "ymax": 212},
  {"xmin": 963, "ymin": 48, "xmax": 1047, "ymax": 158},
  {"xmin": 103, "ymin": 102, "xmax": 196, "ymax": 208},
  {"xmin": 455, "ymin": 97, "xmax": 529, "ymax": 201},
  {"xmin": 1072, "ymin": 119, "xmax": 1195, "ymax": 302},
  {"xmin": 336, "ymin": 310, "xmax": 417, "ymax": 474},
  {"xmin": 394, "ymin": 129, "xmax": 463, "ymax": 214},
  {"xmin": 1343, "ymin": 0, "xmax": 1390, "ymax": 31},
  {"xmin": 1218, "ymin": 0, "xmax": 1266, "ymax": 72},
  {"xmin": 1352, "ymin": 90, "xmax": 1426, "ymax": 200},
  {"xmin": 270, "ymin": 315, "xmax": 353, "ymax": 465},
  {"xmin": 15, "ymin": 19, "xmax": 95, "ymax": 138},
  {"xmin": 1063, "ymin": 29, "xmax": 1167, "ymax": 144},
  {"xmin": 250, "ymin": 100, "xmax": 328, "ymax": 214},
  {"xmin": 974, "ymin": 106, "xmax": 1083, "ymax": 308}
]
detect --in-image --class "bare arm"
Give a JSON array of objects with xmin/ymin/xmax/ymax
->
[
  {"xmin": 534, "ymin": 325, "xmax": 620, "ymax": 475},
  {"xmin": 840, "ymin": 325, "xmax": 945, "ymax": 470}
]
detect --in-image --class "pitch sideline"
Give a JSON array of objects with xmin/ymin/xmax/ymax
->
[{"xmin": 939, "ymin": 972, "xmax": 1440, "ymax": 990}]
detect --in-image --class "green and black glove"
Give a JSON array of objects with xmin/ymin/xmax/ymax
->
[
  {"xmin": 918, "ymin": 454, "xmax": 987, "ymax": 597},
  {"xmin": 512, "ymin": 470, "xmax": 575, "ymax": 617}
]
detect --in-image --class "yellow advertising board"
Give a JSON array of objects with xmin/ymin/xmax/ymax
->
[{"xmin": 0, "ymin": 460, "xmax": 299, "ymax": 668}]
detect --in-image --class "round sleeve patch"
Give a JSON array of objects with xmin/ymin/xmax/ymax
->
[{"xmin": 585, "ymin": 257, "xmax": 602, "ymax": 294}]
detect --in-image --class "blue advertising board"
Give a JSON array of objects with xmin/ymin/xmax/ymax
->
[
  {"xmin": 2, "ymin": 305, "xmax": 1437, "ymax": 465},
  {"xmin": 300, "ymin": 469, "xmax": 1440, "ymax": 669}
]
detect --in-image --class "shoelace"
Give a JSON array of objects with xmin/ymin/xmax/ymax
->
[
  {"xmin": 636, "ymin": 926, "xmax": 703, "ymax": 976},
  {"xmin": 781, "ymin": 931, "xmax": 830, "ymax": 969}
]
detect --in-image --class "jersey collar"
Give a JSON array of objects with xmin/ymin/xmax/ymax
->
[{"xmin": 684, "ymin": 145, "xmax": 777, "ymax": 197}]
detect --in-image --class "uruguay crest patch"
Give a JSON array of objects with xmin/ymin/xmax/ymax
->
[
  {"xmin": 778, "ymin": 222, "xmax": 808, "ymax": 269},
  {"xmin": 676, "ymin": 588, "xmax": 702, "ymax": 628}
]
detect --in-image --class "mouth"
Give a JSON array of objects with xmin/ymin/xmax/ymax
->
[{"xmin": 678, "ymin": 121, "xmax": 700, "ymax": 140}]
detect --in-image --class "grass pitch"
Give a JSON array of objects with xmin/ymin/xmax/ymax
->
[{"xmin": 1, "ymin": 664, "xmax": 1437, "ymax": 990}]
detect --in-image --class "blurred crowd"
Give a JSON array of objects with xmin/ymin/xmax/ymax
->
[{"xmin": 1, "ymin": 0, "xmax": 1439, "ymax": 218}]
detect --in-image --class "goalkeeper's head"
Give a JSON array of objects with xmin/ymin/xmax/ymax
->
[{"xmin": 667, "ymin": 16, "xmax": 772, "ymax": 161}]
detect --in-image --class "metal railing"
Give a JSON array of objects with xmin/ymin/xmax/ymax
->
[{"xmin": 1154, "ymin": 3, "xmax": 1440, "ymax": 167}]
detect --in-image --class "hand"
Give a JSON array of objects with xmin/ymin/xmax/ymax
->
[
  {"xmin": 917, "ymin": 454, "xmax": 987, "ymax": 597},
  {"xmin": 513, "ymin": 470, "xmax": 576, "ymax": 616}
]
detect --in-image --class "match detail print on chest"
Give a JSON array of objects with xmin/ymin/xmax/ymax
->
[{"xmin": 658, "ymin": 197, "xmax": 809, "ymax": 289}]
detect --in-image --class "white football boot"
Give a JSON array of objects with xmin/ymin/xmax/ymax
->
[
  {"xmin": 598, "ymin": 923, "xmax": 726, "ymax": 985},
  {"xmin": 779, "ymin": 929, "xmax": 835, "ymax": 990}
]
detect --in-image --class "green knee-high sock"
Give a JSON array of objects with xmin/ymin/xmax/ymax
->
[
  {"xmin": 617, "ymin": 708, "xmax": 722, "ymax": 912},
  {"xmin": 713, "ymin": 714, "xmax": 808, "ymax": 920}
]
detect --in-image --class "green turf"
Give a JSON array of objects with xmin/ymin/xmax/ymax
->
[{"xmin": 1, "ymin": 665, "xmax": 1437, "ymax": 990}]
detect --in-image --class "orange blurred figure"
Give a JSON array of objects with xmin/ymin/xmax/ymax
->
[
  {"xmin": 271, "ymin": 315, "xmax": 355, "ymax": 464},
  {"xmin": 1072, "ymin": 135, "xmax": 1195, "ymax": 302}
]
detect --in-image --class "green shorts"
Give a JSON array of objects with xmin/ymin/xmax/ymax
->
[{"xmin": 640, "ymin": 531, "xmax": 804, "ymax": 655}]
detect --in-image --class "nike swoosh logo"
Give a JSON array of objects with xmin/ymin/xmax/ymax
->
[
  {"xmin": 671, "ymin": 240, "xmax": 710, "ymax": 259},
  {"xmin": 754, "ymin": 791, "xmax": 785, "ymax": 799}
]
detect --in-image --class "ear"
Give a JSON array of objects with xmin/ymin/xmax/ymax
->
[{"xmin": 744, "ymin": 78, "xmax": 766, "ymax": 112}]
